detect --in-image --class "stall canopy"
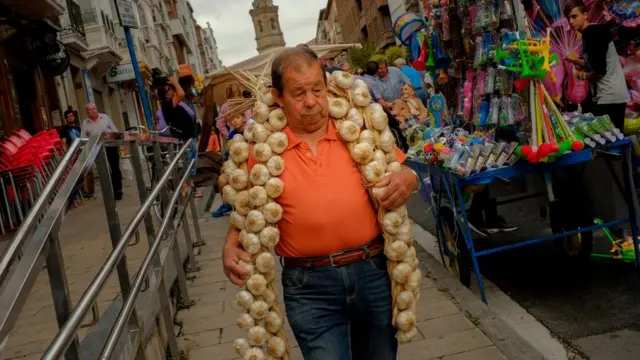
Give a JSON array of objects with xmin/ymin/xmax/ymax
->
[{"xmin": 204, "ymin": 43, "xmax": 360, "ymax": 105}]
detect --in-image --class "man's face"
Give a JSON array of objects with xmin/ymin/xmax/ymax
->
[
  {"xmin": 568, "ymin": 8, "xmax": 588, "ymax": 32},
  {"xmin": 66, "ymin": 112, "xmax": 76, "ymax": 124},
  {"xmin": 378, "ymin": 62, "xmax": 389, "ymax": 78},
  {"xmin": 274, "ymin": 62, "xmax": 328, "ymax": 133},
  {"xmin": 86, "ymin": 104, "xmax": 99, "ymax": 120}
]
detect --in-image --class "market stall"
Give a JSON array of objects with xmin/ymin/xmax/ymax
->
[{"xmin": 400, "ymin": 0, "xmax": 640, "ymax": 303}]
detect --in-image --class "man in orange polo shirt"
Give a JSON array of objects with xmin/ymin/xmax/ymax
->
[{"xmin": 222, "ymin": 47, "xmax": 418, "ymax": 360}]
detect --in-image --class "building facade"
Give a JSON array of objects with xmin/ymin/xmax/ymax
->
[
  {"xmin": 250, "ymin": 0, "xmax": 285, "ymax": 54},
  {"xmin": 315, "ymin": 0, "xmax": 343, "ymax": 45},
  {"xmin": 332, "ymin": 0, "xmax": 395, "ymax": 50},
  {"xmin": 202, "ymin": 22, "xmax": 223, "ymax": 74}
]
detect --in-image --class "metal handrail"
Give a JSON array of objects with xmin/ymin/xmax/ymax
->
[
  {"xmin": 100, "ymin": 159, "xmax": 195, "ymax": 359},
  {"xmin": 0, "ymin": 138, "xmax": 83, "ymax": 285},
  {"xmin": 41, "ymin": 141, "xmax": 192, "ymax": 360}
]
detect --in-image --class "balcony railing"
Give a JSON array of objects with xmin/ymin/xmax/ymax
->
[
  {"xmin": 81, "ymin": 9, "xmax": 99, "ymax": 27},
  {"xmin": 62, "ymin": 0, "xmax": 86, "ymax": 38}
]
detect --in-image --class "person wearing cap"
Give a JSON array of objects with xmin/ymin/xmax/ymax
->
[{"xmin": 393, "ymin": 58, "xmax": 428, "ymax": 106}]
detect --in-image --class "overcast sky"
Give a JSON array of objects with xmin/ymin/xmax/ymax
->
[{"xmin": 191, "ymin": 0, "xmax": 326, "ymax": 66}]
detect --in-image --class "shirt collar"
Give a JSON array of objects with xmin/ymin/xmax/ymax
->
[{"xmin": 283, "ymin": 120, "xmax": 339, "ymax": 150}]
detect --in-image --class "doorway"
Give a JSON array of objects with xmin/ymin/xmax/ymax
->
[{"xmin": 10, "ymin": 67, "xmax": 37, "ymax": 134}]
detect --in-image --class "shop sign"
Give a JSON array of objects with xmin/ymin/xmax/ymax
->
[
  {"xmin": 37, "ymin": 40, "xmax": 70, "ymax": 76},
  {"xmin": 116, "ymin": 0, "xmax": 140, "ymax": 28},
  {"xmin": 106, "ymin": 63, "xmax": 136, "ymax": 83}
]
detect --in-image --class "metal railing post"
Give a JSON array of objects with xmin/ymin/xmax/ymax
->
[
  {"xmin": 129, "ymin": 142, "xmax": 157, "ymax": 246},
  {"xmin": 181, "ymin": 199, "xmax": 197, "ymax": 272},
  {"xmin": 189, "ymin": 198, "xmax": 205, "ymax": 247}
]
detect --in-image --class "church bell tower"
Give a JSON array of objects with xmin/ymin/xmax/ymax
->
[{"xmin": 250, "ymin": 0, "xmax": 286, "ymax": 54}]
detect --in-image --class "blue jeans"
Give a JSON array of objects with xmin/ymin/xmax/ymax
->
[{"xmin": 282, "ymin": 255, "xmax": 398, "ymax": 360}]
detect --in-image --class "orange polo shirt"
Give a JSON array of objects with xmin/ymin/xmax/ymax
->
[{"xmin": 248, "ymin": 121, "xmax": 406, "ymax": 258}]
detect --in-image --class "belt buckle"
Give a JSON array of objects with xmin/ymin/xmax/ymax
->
[
  {"xmin": 328, "ymin": 250, "xmax": 346, "ymax": 267},
  {"xmin": 362, "ymin": 246, "xmax": 371, "ymax": 260}
]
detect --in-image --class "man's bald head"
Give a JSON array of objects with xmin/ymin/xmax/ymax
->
[{"xmin": 271, "ymin": 47, "xmax": 326, "ymax": 94}]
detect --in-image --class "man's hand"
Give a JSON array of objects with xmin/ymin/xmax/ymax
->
[
  {"xmin": 373, "ymin": 167, "xmax": 418, "ymax": 209},
  {"xmin": 222, "ymin": 230, "xmax": 251, "ymax": 286}
]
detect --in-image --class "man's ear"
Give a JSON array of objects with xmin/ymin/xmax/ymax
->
[{"xmin": 272, "ymin": 88, "xmax": 284, "ymax": 107}]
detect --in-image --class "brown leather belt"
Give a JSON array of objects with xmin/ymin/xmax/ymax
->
[{"xmin": 281, "ymin": 236, "xmax": 384, "ymax": 268}]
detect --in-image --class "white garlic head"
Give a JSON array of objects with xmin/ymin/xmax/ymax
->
[
  {"xmin": 236, "ymin": 290, "xmax": 255, "ymax": 310},
  {"xmin": 383, "ymin": 211, "xmax": 404, "ymax": 234},
  {"xmin": 235, "ymin": 190, "xmax": 252, "ymax": 216},
  {"xmin": 223, "ymin": 159, "xmax": 239, "ymax": 179},
  {"xmin": 396, "ymin": 290, "xmax": 415, "ymax": 311},
  {"xmin": 263, "ymin": 268, "xmax": 276, "ymax": 283},
  {"xmin": 385, "ymin": 240, "xmax": 408, "ymax": 261},
  {"xmin": 253, "ymin": 101, "xmax": 270, "ymax": 123},
  {"xmin": 396, "ymin": 310, "xmax": 417, "ymax": 332},
  {"xmin": 247, "ymin": 325, "xmax": 269, "ymax": 347},
  {"xmin": 267, "ymin": 336, "xmax": 287, "ymax": 358},
  {"xmin": 230, "ymin": 169, "xmax": 249, "ymax": 190},
  {"xmin": 350, "ymin": 142, "xmax": 374, "ymax": 164},
  {"xmin": 352, "ymin": 78, "xmax": 368, "ymax": 90},
  {"xmin": 406, "ymin": 269, "xmax": 422, "ymax": 291},
  {"xmin": 394, "ymin": 205, "xmax": 408, "ymax": 219},
  {"xmin": 373, "ymin": 150, "xmax": 387, "ymax": 168},
  {"xmin": 252, "ymin": 123, "xmax": 271, "ymax": 143},
  {"xmin": 260, "ymin": 226, "xmax": 280, "ymax": 248},
  {"xmin": 250, "ymin": 164, "xmax": 270, "ymax": 186},
  {"xmin": 262, "ymin": 202, "xmax": 283, "ymax": 224},
  {"xmin": 264, "ymin": 311, "xmax": 282, "ymax": 333},
  {"xmin": 244, "ymin": 347, "xmax": 265, "ymax": 360},
  {"xmin": 268, "ymin": 108, "xmax": 288, "ymax": 131},
  {"xmin": 247, "ymin": 274, "xmax": 268, "ymax": 295},
  {"xmin": 352, "ymin": 87, "xmax": 373, "ymax": 107},
  {"xmin": 387, "ymin": 161, "xmax": 402, "ymax": 173},
  {"xmin": 396, "ymin": 326, "xmax": 418, "ymax": 344},
  {"xmin": 232, "ymin": 134, "xmax": 246, "ymax": 143},
  {"xmin": 339, "ymin": 120, "xmax": 361, "ymax": 142},
  {"xmin": 365, "ymin": 103, "xmax": 389, "ymax": 131},
  {"xmin": 378, "ymin": 128, "xmax": 395, "ymax": 153},
  {"xmin": 267, "ymin": 132, "xmax": 289, "ymax": 154},
  {"xmin": 260, "ymin": 89, "xmax": 276, "ymax": 106},
  {"xmin": 230, "ymin": 211, "xmax": 247, "ymax": 230},
  {"xmin": 347, "ymin": 107, "xmax": 364, "ymax": 128},
  {"xmin": 358, "ymin": 129, "xmax": 375, "ymax": 146},
  {"xmin": 265, "ymin": 177, "xmax": 284, "ymax": 199},
  {"xmin": 222, "ymin": 185, "xmax": 238, "ymax": 206},
  {"xmin": 255, "ymin": 252, "xmax": 276, "ymax": 273},
  {"xmin": 238, "ymin": 260, "xmax": 255, "ymax": 276},
  {"xmin": 249, "ymin": 300, "xmax": 269, "ymax": 320},
  {"xmin": 245, "ymin": 123, "xmax": 256, "ymax": 142},
  {"xmin": 253, "ymin": 143, "xmax": 273, "ymax": 163},
  {"xmin": 329, "ymin": 97, "xmax": 350, "ymax": 119},
  {"xmin": 364, "ymin": 160, "xmax": 386, "ymax": 183},
  {"xmin": 332, "ymin": 70, "xmax": 355, "ymax": 89},
  {"xmin": 266, "ymin": 155, "xmax": 285, "ymax": 176},
  {"xmin": 245, "ymin": 210, "xmax": 266, "ymax": 233},
  {"xmin": 261, "ymin": 288, "xmax": 277, "ymax": 307},
  {"xmin": 386, "ymin": 148, "xmax": 397, "ymax": 163},
  {"xmin": 392, "ymin": 263, "xmax": 413, "ymax": 284},
  {"xmin": 242, "ymin": 232, "xmax": 262, "ymax": 254},
  {"xmin": 237, "ymin": 313, "xmax": 255, "ymax": 330},
  {"xmin": 249, "ymin": 186, "xmax": 268, "ymax": 208},
  {"xmin": 233, "ymin": 338, "xmax": 251, "ymax": 357},
  {"xmin": 230, "ymin": 141, "xmax": 250, "ymax": 163}
]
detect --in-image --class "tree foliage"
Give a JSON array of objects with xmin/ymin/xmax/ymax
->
[
  {"xmin": 348, "ymin": 40, "xmax": 378, "ymax": 69},
  {"xmin": 385, "ymin": 46, "xmax": 408, "ymax": 65}
]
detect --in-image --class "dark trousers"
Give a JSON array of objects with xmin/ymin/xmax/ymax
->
[
  {"xmin": 106, "ymin": 146, "xmax": 123, "ymax": 195},
  {"xmin": 592, "ymin": 102, "xmax": 627, "ymax": 132}
]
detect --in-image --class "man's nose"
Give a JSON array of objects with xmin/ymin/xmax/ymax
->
[{"xmin": 303, "ymin": 92, "xmax": 316, "ymax": 107}]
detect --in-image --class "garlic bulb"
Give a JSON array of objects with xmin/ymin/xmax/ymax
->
[
  {"xmin": 244, "ymin": 347, "xmax": 265, "ymax": 360},
  {"xmin": 359, "ymin": 129, "xmax": 375, "ymax": 146},
  {"xmin": 385, "ymin": 241, "xmax": 408, "ymax": 261},
  {"xmin": 249, "ymin": 186, "xmax": 268, "ymax": 207},
  {"xmin": 366, "ymin": 104, "xmax": 389, "ymax": 131},
  {"xmin": 363, "ymin": 160, "xmax": 386, "ymax": 183},
  {"xmin": 261, "ymin": 288, "xmax": 277, "ymax": 307},
  {"xmin": 386, "ymin": 149, "xmax": 397, "ymax": 163},
  {"xmin": 242, "ymin": 232, "xmax": 262, "ymax": 254},
  {"xmin": 233, "ymin": 338, "xmax": 251, "ymax": 357},
  {"xmin": 352, "ymin": 78, "xmax": 368, "ymax": 90},
  {"xmin": 246, "ymin": 210, "xmax": 266, "ymax": 233},
  {"xmin": 230, "ymin": 141, "xmax": 250, "ymax": 163},
  {"xmin": 245, "ymin": 125, "xmax": 256, "ymax": 143},
  {"xmin": 396, "ymin": 327, "xmax": 418, "ymax": 344},
  {"xmin": 247, "ymin": 274, "xmax": 268, "ymax": 295},
  {"xmin": 347, "ymin": 108, "xmax": 364, "ymax": 128},
  {"xmin": 267, "ymin": 132, "xmax": 289, "ymax": 154},
  {"xmin": 263, "ymin": 269, "xmax": 276, "ymax": 282},
  {"xmin": 255, "ymin": 252, "xmax": 276, "ymax": 273},
  {"xmin": 387, "ymin": 161, "xmax": 402, "ymax": 173},
  {"xmin": 230, "ymin": 169, "xmax": 249, "ymax": 190},
  {"xmin": 252, "ymin": 123, "xmax": 271, "ymax": 143},
  {"xmin": 222, "ymin": 185, "xmax": 238, "ymax": 206},
  {"xmin": 329, "ymin": 98, "xmax": 350, "ymax": 118},
  {"xmin": 237, "ymin": 290, "xmax": 255, "ymax": 310},
  {"xmin": 393, "ymin": 205, "xmax": 408, "ymax": 218},
  {"xmin": 403, "ymin": 246, "xmax": 418, "ymax": 268},
  {"xmin": 262, "ymin": 202, "xmax": 283, "ymax": 224},
  {"xmin": 406, "ymin": 269, "xmax": 422, "ymax": 291},
  {"xmin": 378, "ymin": 128, "xmax": 395, "ymax": 152},
  {"xmin": 253, "ymin": 102, "xmax": 270, "ymax": 123},
  {"xmin": 260, "ymin": 227, "xmax": 280, "ymax": 248},
  {"xmin": 230, "ymin": 212, "xmax": 246, "ymax": 230},
  {"xmin": 237, "ymin": 313, "xmax": 255, "ymax": 330},
  {"xmin": 265, "ymin": 177, "xmax": 284, "ymax": 198},
  {"xmin": 372, "ymin": 186, "xmax": 386, "ymax": 198},
  {"xmin": 224, "ymin": 160, "xmax": 239, "ymax": 179},
  {"xmin": 260, "ymin": 89, "xmax": 276, "ymax": 106},
  {"xmin": 264, "ymin": 311, "xmax": 282, "ymax": 333},
  {"xmin": 332, "ymin": 70, "xmax": 355, "ymax": 89},
  {"xmin": 238, "ymin": 260, "xmax": 255, "ymax": 276},
  {"xmin": 248, "ymin": 326, "xmax": 269, "ymax": 347},
  {"xmin": 267, "ymin": 336, "xmax": 287, "ymax": 358},
  {"xmin": 392, "ymin": 263, "xmax": 413, "ymax": 284},
  {"xmin": 250, "ymin": 164, "xmax": 270, "ymax": 186},
  {"xmin": 373, "ymin": 150, "xmax": 387, "ymax": 168},
  {"xmin": 396, "ymin": 310, "xmax": 417, "ymax": 332},
  {"xmin": 383, "ymin": 212, "xmax": 404, "ymax": 234},
  {"xmin": 397, "ymin": 221, "xmax": 413, "ymax": 245},
  {"xmin": 350, "ymin": 142, "xmax": 374, "ymax": 164},
  {"xmin": 268, "ymin": 108, "xmax": 287, "ymax": 131},
  {"xmin": 233, "ymin": 133, "xmax": 247, "ymax": 142},
  {"xmin": 266, "ymin": 155, "xmax": 285, "ymax": 176},
  {"xmin": 339, "ymin": 120, "xmax": 361, "ymax": 142},
  {"xmin": 235, "ymin": 190, "xmax": 252, "ymax": 216},
  {"xmin": 253, "ymin": 143, "xmax": 273, "ymax": 163},
  {"xmin": 352, "ymin": 87, "xmax": 373, "ymax": 107},
  {"xmin": 396, "ymin": 290, "xmax": 415, "ymax": 311},
  {"xmin": 249, "ymin": 300, "xmax": 269, "ymax": 320}
]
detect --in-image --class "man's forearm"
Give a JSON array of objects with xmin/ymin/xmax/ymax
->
[{"xmin": 224, "ymin": 224, "xmax": 240, "ymax": 249}]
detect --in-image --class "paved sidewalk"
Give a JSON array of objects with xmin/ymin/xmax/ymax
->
[{"xmin": 177, "ymin": 214, "xmax": 513, "ymax": 360}]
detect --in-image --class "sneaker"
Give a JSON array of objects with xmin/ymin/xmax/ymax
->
[
  {"xmin": 485, "ymin": 216, "xmax": 518, "ymax": 234},
  {"xmin": 467, "ymin": 212, "xmax": 489, "ymax": 237},
  {"xmin": 212, "ymin": 203, "xmax": 232, "ymax": 218}
]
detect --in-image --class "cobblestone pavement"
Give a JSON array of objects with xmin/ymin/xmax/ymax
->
[{"xmin": 177, "ymin": 215, "xmax": 509, "ymax": 360}]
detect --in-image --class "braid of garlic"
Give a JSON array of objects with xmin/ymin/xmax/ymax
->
[
  {"xmin": 227, "ymin": 99, "xmax": 290, "ymax": 360},
  {"xmin": 328, "ymin": 71, "xmax": 422, "ymax": 344}
]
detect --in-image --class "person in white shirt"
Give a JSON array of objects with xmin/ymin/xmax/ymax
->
[{"xmin": 81, "ymin": 103, "xmax": 123, "ymax": 200}]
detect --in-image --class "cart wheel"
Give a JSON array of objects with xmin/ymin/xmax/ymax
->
[
  {"xmin": 549, "ymin": 201, "xmax": 593, "ymax": 264},
  {"xmin": 437, "ymin": 207, "xmax": 472, "ymax": 287}
]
